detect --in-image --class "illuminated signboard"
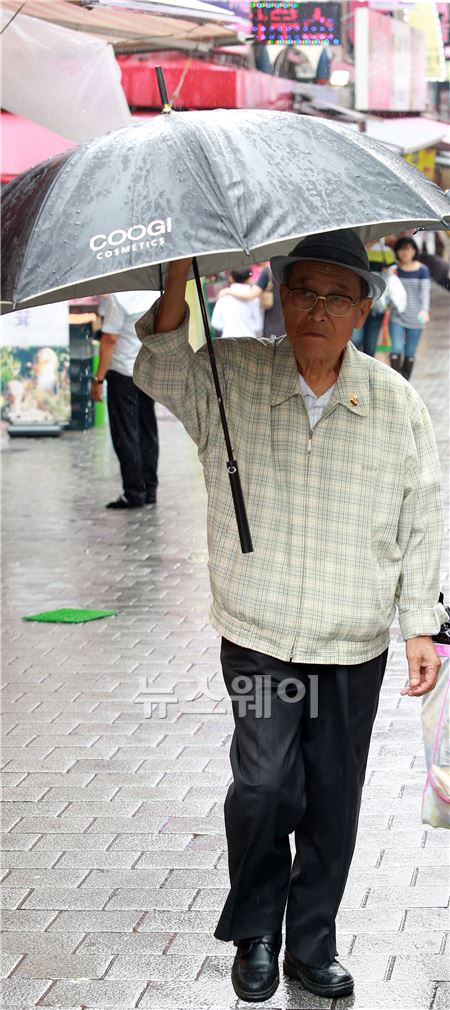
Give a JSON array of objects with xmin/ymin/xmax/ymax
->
[{"xmin": 251, "ymin": 2, "xmax": 341, "ymax": 46}]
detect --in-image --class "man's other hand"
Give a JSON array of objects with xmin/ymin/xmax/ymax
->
[
  {"xmin": 401, "ymin": 636, "xmax": 440, "ymax": 697},
  {"xmin": 90, "ymin": 379, "xmax": 103, "ymax": 402}
]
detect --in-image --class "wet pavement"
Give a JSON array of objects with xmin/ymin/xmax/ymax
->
[{"xmin": 1, "ymin": 284, "xmax": 449, "ymax": 1010}]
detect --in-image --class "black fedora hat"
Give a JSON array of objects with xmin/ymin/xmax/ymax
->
[{"xmin": 270, "ymin": 229, "xmax": 386, "ymax": 301}]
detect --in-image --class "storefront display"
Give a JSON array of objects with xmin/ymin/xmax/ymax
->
[{"xmin": 0, "ymin": 302, "xmax": 70, "ymax": 428}]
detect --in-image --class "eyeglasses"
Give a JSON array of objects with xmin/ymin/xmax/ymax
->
[{"xmin": 286, "ymin": 287, "xmax": 362, "ymax": 317}]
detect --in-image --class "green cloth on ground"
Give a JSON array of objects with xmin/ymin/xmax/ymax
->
[{"xmin": 23, "ymin": 608, "xmax": 117, "ymax": 624}]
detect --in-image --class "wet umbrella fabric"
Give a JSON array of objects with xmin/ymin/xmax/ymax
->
[{"xmin": 2, "ymin": 108, "xmax": 450, "ymax": 311}]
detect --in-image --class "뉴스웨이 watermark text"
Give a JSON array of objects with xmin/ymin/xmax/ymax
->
[{"xmin": 138, "ymin": 673, "xmax": 319, "ymax": 720}]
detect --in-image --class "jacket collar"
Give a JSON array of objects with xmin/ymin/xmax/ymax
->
[{"xmin": 271, "ymin": 336, "xmax": 369, "ymax": 418}]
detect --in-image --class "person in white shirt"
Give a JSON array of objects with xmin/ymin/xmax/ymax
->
[
  {"xmin": 211, "ymin": 269, "xmax": 264, "ymax": 340},
  {"xmin": 91, "ymin": 290, "xmax": 160, "ymax": 509}
]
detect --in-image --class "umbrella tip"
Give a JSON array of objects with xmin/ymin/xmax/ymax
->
[{"xmin": 155, "ymin": 66, "xmax": 172, "ymax": 115}]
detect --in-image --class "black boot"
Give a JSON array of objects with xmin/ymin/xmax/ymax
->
[
  {"xmin": 402, "ymin": 356, "xmax": 415, "ymax": 381},
  {"xmin": 231, "ymin": 932, "xmax": 282, "ymax": 1002},
  {"xmin": 284, "ymin": 950, "xmax": 354, "ymax": 998},
  {"xmin": 389, "ymin": 353, "xmax": 402, "ymax": 373}
]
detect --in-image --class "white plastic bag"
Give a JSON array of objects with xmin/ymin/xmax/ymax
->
[
  {"xmin": 421, "ymin": 646, "xmax": 450, "ymax": 829},
  {"xmin": 386, "ymin": 271, "xmax": 407, "ymax": 314},
  {"xmin": 371, "ymin": 269, "xmax": 407, "ymax": 315}
]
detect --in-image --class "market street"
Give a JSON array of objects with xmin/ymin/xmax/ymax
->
[{"xmin": 1, "ymin": 285, "xmax": 449, "ymax": 1010}]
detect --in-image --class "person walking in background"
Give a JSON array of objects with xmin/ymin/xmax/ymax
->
[
  {"xmin": 351, "ymin": 238, "xmax": 396, "ymax": 356},
  {"xmin": 211, "ymin": 269, "xmax": 264, "ymax": 339},
  {"xmin": 90, "ymin": 290, "xmax": 160, "ymax": 509},
  {"xmin": 217, "ymin": 263, "xmax": 285, "ymax": 338},
  {"xmin": 389, "ymin": 237, "xmax": 431, "ymax": 381}
]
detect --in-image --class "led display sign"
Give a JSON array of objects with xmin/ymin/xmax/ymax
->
[{"xmin": 251, "ymin": 2, "xmax": 341, "ymax": 46}]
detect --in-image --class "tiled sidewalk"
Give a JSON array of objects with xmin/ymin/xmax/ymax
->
[{"xmin": 1, "ymin": 286, "xmax": 449, "ymax": 1010}]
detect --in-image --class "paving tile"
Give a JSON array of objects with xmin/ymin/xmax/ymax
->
[
  {"xmin": 403, "ymin": 908, "xmax": 450, "ymax": 931},
  {"xmin": 137, "ymin": 910, "xmax": 220, "ymax": 932},
  {"xmin": 11, "ymin": 817, "xmax": 95, "ymax": 834},
  {"xmin": 32, "ymin": 833, "xmax": 115, "ymax": 850},
  {"xmin": 105, "ymin": 887, "xmax": 197, "ymax": 910},
  {"xmin": 1, "ymin": 909, "xmax": 58, "ymax": 931},
  {"xmin": 79, "ymin": 867, "xmax": 168, "ymax": 889},
  {"xmin": 350, "ymin": 931, "xmax": 446, "ymax": 955},
  {"xmin": 12, "ymin": 951, "xmax": 114, "ymax": 979},
  {"xmin": 434, "ymin": 983, "xmax": 450, "ymax": 1009},
  {"xmin": 0, "ymin": 850, "xmax": 62, "ymax": 869},
  {"xmin": 109, "ymin": 833, "xmax": 192, "ymax": 850},
  {"xmin": 390, "ymin": 954, "xmax": 450, "ymax": 981},
  {"xmin": 55, "ymin": 851, "xmax": 138, "ymax": 869},
  {"xmin": 0, "ymin": 887, "xmax": 32, "ymax": 909},
  {"xmin": 364, "ymin": 885, "xmax": 449, "ymax": 907},
  {"xmin": 0, "ymin": 978, "xmax": 53, "ymax": 1005},
  {"xmin": 0, "ymin": 832, "xmax": 40, "ymax": 848},
  {"xmin": 1, "ymin": 932, "xmax": 85, "ymax": 956},
  {"xmin": 135, "ymin": 849, "xmax": 222, "ymax": 868},
  {"xmin": 76, "ymin": 932, "xmax": 173, "ymax": 956},
  {"xmin": 39, "ymin": 979, "xmax": 146, "ymax": 1007},
  {"xmin": 22, "ymin": 888, "xmax": 113, "ymax": 909},
  {"xmin": 46, "ymin": 910, "xmax": 142, "ymax": 932},
  {"xmin": 104, "ymin": 952, "xmax": 204, "ymax": 980},
  {"xmin": 330, "ymin": 980, "xmax": 435, "ymax": 1009},
  {"xmin": 0, "ymin": 952, "xmax": 23, "ymax": 978},
  {"xmin": 4, "ymin": 869, "xmax": 89, "ymax": 889},
  {"xmin": 191, "ymin": 888, "xmax": 229, "ymax": 910}
]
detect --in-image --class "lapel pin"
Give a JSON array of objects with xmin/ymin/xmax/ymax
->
[{"xmin": 350, "ymin": 395, "xmax": 359, "ymax": 406}]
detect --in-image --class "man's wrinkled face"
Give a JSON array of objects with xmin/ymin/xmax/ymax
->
[{"xmin": 280, "ymin": 260, "xmax": 372, "ymax": 360}]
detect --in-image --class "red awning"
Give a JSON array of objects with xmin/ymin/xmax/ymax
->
[
  {"xmin": 1, "ymin": 112, "xmax": 77, "ymax": 184},
  {"xmin": 117, "ymin": 53, "xmax": 299, "ymax": 112}
]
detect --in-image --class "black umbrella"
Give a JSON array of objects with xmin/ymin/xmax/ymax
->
[
  {"xmin": 2, "ymin": 74, "xmax": 450, "ymax": 553},
  {"xmin": 3, "ymin": 96, "xmax": 450, "ymax": 312}
]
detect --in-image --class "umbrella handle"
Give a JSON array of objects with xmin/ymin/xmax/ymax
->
[
  {"xmin": 192, "ymin": 258, "xmax": 253, "ymax": 555},
  {"xmin": 226, "ymin": 460, "xmax": 253, "ymax": 555}
]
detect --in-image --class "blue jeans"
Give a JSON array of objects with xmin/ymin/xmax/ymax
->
[
  {"xmin": 351, "ymin": 311, "xmax": 384, "ymax": 356},
  {"xmin": 388, "ymin": 322, "xmax": 423, "ymax": 358}
]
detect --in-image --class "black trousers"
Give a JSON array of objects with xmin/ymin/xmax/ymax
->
[
  {"xmin": 106, "ymin": 370, "xmax": 159, "ymax": 504},
  {"xmin": 214, "ymin": 638, "xmax": 388, "ymax": 967}
]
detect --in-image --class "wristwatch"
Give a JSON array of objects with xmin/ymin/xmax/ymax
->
[{"xmin": 91, "ymin": 375, "xmax": 104, "ymax": 384}]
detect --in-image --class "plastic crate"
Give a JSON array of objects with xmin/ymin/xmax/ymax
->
[
  {"xmin": 69, "ymin": 359, "xmax": 92, "ymax": 381},
  {"xmin": 70, "ymin": 377, "xmax": 91, "ymax": 397},
  {"xmin": 68, "ymin": 404, "xmax": 95, "ymax": 430}
]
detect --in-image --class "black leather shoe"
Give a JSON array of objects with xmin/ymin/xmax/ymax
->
[
  {"xmin": 231, "ymin": 932, "xmax": 282, "ymax": 1002},
  {"xmin": 145, "ymin": 491, "xmax": 157, "ymax": 504},
  {"xmin": 284, "ymin": 950, "xmax": 354, "ymax": 998},
  {"xmin": 106, "ymin": 495, "xmax": 144, "ymax": 510}
]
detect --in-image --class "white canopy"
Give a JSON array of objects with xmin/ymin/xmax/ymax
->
[
  {"xmin": 1, "ymin": 0, "xmax": 247, "ymax": 50},
  {"xmin": 364, "ymin": 117, "xmax": 449, "ymax": 155}
]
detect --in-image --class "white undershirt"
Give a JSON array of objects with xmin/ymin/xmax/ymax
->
[{"xmin": 298, "ymin": 374, "xmax": 336, "ymax": 430}]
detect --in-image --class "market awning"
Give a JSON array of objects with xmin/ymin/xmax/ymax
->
[
  {"xmin": 1, "ymin": 0, "xmax": 248, "ymax": 51},
  {"xmin": 0, "ymin": 112, "xmax": 77, "ymax": 183},
  {"xmin": 364, "ymin": 117, "xmax": 449, "ymax": 155},
  {"xmin": 0, "ymin": 111, "xmax": 160, "ymax": 183}
]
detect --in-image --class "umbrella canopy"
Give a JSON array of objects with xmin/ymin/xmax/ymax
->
[{"xmin": 2, "ymin": 108, "xmax": 450, "ymax": 313}]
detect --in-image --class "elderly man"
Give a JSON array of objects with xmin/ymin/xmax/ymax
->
[{"xmin": 133, "ymin": 230, "xmax": 445, "ymax": 1003}]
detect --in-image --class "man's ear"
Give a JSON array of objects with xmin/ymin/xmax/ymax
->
[
  {"xmin": 279, "ymin": 283, "xmax": 288, "ymax": 310},
  {"xmin": 354, "ymin": 298, "xmax": 372, "ymax": 328}
]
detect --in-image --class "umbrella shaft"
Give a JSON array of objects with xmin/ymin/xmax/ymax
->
[
  {"xmin": 192, "ymin": 258, "xmax": 253, "ymax": 554},
  {"xmin": 192, "ymin": 258, "xmax": 233, "ymax": 460}
]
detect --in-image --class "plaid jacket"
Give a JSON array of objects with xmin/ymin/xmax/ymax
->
[{"xmin": 134, "ymin": 301, "xmax": 446, "ymax": 664}]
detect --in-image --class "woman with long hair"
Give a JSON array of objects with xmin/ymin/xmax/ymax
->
[{"xmin": 389, "ymin": 237, "xmax": 431, "ymax": 381}]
